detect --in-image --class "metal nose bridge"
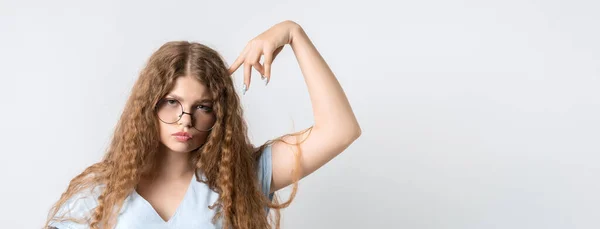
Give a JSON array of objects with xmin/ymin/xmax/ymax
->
[{"xmin": 179, "ymin": 111, "xmax": 194, "ymax": 117}]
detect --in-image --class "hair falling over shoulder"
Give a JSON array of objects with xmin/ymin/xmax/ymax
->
[{"xmin": 44, "ymin": 41, "xmax": 309, "ymax": 229}]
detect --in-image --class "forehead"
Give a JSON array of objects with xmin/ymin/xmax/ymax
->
[{"xmin": 167, "ymin": 76, "xmax": 212, "ymax": 101}]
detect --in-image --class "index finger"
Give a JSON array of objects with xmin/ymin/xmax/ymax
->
[{"xmin": 228, "ymin": 46, "xmax": 249, "ymax": 75}]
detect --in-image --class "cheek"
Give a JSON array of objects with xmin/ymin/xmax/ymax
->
[{"xmin": 158, "ymin": 122, "xmax": 171, "ymax": 144}]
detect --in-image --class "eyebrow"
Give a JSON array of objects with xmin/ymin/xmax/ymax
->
[{"xmin": 165, "ymin": 94, "xmax": 213, "ymax": 104}]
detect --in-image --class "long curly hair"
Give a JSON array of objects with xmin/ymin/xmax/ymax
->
[{"xmin": 44, "ymin": 41, "xmax": 309, "ymax": 229}]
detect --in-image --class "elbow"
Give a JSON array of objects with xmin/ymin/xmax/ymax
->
[
  {"xmin": 344, "ymin": 120, "xmax": 362, "ymax": 143},
  {"xmin": 352, "ymin": 125, "xmax": 362, "ymax": 141},
  {"xmin": 315, "ymin": 123, "xmax": 361, "ymax": 146},
  {"xmin": 346, "ymin": 123, "xmax": 362, "ymax": 144},
  {"xmin": 315, "ymin": 119, "xmax": 361, "ymax": 145},
  {"xmin": 342, "ymin": 126, "xmax": 361, "ymax": 150},
  {"xmin": 352, "ymin": 117, "xmax": 362, "ymax": 138}
]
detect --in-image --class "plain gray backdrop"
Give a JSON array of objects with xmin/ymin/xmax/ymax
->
[{"xmin": 1, "ymin": 0, "xmax": 599, "ymax": 228}]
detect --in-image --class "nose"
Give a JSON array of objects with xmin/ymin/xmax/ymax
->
[{"xmin": 178, "ymin": 111, "xmax": 193, "ymax": 129}]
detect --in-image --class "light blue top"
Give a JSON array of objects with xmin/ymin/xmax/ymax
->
[{"xmin": 49, "ymin": 145, "xmax": 274, "ymax": 229}]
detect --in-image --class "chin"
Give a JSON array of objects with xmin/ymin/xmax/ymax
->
[{"xmin": 162, "ymin": 141, "xmax": 201, "ymax": 154}]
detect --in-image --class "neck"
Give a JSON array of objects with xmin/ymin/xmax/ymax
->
[{"xmin": 154, "ymin": 145, "xmax": 195, "ymax": 180}]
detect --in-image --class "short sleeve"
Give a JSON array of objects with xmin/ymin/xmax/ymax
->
[
  {"xmin": 257, "ymin": 144, "xmax": 274, "ymax": 202},
  {"xmin": 48, "ymin": 187, "xmax": 100, "ymax": 229},
  {"xmin": 48, "ymin": 184, "xmax": 132, "ymax": 229}
]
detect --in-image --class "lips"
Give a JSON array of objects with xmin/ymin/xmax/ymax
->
[
  {"xmin": 172, "ymin": 132, "xmax": 192, "ymax": 142},
  {"xmin": 172, "ymin": 132, "xmax": 192, "ymax": 137}
]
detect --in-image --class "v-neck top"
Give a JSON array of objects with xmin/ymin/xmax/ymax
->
[{"xmin": 49, "ymin": 145, "xmax": 274, "ymax": 229}]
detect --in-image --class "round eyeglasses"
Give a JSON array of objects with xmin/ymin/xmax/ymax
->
[{"xmin": 155, "ymin": 98, "xmax": 216, "ymax": 132}]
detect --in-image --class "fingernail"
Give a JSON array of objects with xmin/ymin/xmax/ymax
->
[
  {"xmin": 264, "ymin": 78, "xmax": 269, "ymax": 86},
  {"xmin": 261, "ymin": 75, "xmax": 265, "ymax": 80},
  {"xmin": 242, "ymin": 84, "xmax": 247, "ymax": 95}
]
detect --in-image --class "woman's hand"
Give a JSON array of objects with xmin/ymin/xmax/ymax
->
[{"xmin": 228, "ymin": 20, "xmax": 301, "ymax": 94}]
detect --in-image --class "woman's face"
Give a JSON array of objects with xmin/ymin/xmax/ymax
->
[{"xmin": 157, "ymin": 75, "xmax": 215, "ymax": 154}]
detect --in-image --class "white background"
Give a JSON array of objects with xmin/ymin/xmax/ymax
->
[{"xmin": 1, "ymin": 0, "xmax": 599, "ymax": 228}]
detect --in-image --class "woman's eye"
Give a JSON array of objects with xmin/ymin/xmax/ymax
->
[
  {"xmin": 196, "ymin": 105, "xmax": 213, "ymax": 112},
  {"xmin": 166, "ymin": 99, "xmax": 178, "ymax": 105}
]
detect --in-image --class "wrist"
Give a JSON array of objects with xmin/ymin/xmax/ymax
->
[{"xmin": 284, "ymin": 21, "xmax": 304, "ymax": 44}]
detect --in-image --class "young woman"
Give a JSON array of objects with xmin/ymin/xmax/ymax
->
[{"xmin": 44, "ymin": 20, "xmax": 361, "ymax": 229}]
